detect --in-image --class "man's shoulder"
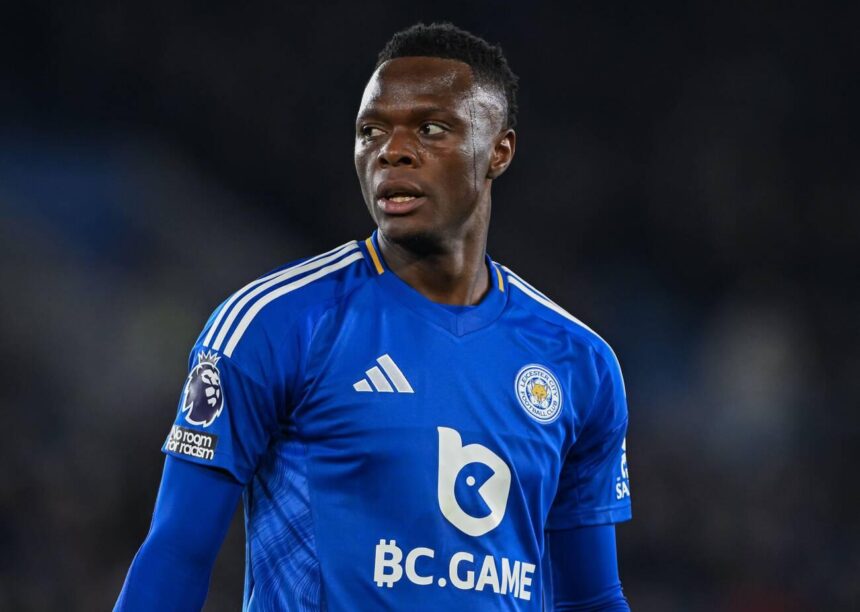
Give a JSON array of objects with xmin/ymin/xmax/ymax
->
[
  {"xmin": 200, "ymin": 240, "xmax": 371, "ymax": 359},
  {"xmin": 499, "ymin": 263, "xmax": 620, "ymax": 368}
]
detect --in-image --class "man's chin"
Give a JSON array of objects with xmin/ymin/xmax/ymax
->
[{"xmin": 377, "ymin": 219, "xmax": 445, "ymax": 256}]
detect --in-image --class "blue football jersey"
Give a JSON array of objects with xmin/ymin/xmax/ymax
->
[{"xmin": 163, "ymin": 233, "xmax": 631, "ymax": 611}]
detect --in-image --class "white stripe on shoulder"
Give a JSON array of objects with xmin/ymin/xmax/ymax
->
[
  {"xmin": 223, "ymin": 250, "xmax": 364, "ymax": 357},
  {"xmin": 207, "ymin": 241, "xmax": 358, "ymax": 351},
  {"xmin": 505, "ymin": 274, "xmax": 600, "ymax": 338},
  {"xmin": 204, "ymin": 240, "xmax": 357, "ymax": 348}
]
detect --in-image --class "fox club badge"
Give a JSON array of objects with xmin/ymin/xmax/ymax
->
[
  {"xmin": 515, "ymin": 364, "xmax": 562, "ymax": 424},
  {"xmin": 181, "ymin": 350, "xmax": 224, "ymax": 427}
]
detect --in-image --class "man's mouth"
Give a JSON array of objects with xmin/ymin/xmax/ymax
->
[
  {"xmin": 375, "ymin": 182, "xmax": 427, "ymax": 215},
  {"xmin": 377, "ymin": 194, "xmax": 426, "ymax": 215}
]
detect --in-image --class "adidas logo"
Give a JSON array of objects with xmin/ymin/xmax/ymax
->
[{"xmin": 353, "ymin": 354, "xmax": 414, "ymax": 393}]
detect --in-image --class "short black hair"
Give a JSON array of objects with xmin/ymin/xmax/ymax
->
[{"xmin": 376, "ymin": 22, "xmax": 519, "ymax": 129}]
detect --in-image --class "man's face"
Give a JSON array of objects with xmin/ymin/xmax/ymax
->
[{"xmin": 354, "ymin": 56, "xmax": 513, "ymax": 249}]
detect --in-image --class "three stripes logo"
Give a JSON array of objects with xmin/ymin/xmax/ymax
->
[{"xmin": 354, "ymin": 354, "xmax": 414, "ymax": 393}]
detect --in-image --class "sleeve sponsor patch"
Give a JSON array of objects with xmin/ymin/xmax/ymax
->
[
  {"xmin": 165, "ymin": 425, "xmax": 219, "ymax": 461},
  {"xmin": 615, "ymin": 438, "xmax": 630, "ymax": 500}
]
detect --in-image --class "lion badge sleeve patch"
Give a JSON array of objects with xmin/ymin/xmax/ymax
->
[{"xmin": 161, "ymin": 344, "xmax": 283, "ymax": 484}]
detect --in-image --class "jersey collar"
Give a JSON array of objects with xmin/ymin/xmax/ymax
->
[{"xmin": 362, "ymin": 231, "xmax": 507, "ymax": 337}]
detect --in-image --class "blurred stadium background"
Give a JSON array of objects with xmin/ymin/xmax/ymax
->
[{"xmin": 1, "ymin": 2, "xmax": 857, "ymax": 610}]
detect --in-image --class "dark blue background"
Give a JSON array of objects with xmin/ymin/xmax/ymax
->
[{"xmin": 0, "ymin": 1, "xmax": 856, "ymax": 610}]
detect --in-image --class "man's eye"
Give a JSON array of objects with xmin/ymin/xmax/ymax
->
[
  {"xmin": 420, "ymin": 123, "xmax": 446, "ymax": 136},
  {"xmin": 360, "ymin": 126, "xmax": 384, "ymax": 139}
]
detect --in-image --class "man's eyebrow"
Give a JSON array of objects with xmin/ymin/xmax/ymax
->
[
  {"xmin": 407, "ymin": 105, "xmax": 459, "ymax": 116},
  {"xmin": 356, "ymin": 105, "xmax": 461, "ymax": 122}
]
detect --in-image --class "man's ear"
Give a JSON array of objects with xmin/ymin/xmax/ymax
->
[{"xmin": 487, "ymin": 129, "xmax": 516, "ymax": 179}]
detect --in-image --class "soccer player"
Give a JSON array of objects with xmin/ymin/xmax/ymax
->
[{"xmin": 115, "ymin": 23, "xmax": 632, "ymax": 611}]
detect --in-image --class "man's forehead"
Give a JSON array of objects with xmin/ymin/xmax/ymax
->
[
  {"xmin": 358, "ymin": 56, "xmax": 504, "ymax": 123},
  {"xmin": 361, "ymin": 57, "xmax": 474, "ymax": 106}
]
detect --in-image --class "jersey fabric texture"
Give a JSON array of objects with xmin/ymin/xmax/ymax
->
[{"xmin": 162, "ymin": 233, "xmax": 632, "ymax": 611}]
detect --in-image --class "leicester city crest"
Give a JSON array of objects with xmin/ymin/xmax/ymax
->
[
  {"xmin": 515, "ymin": 364, "xmax": 562, "ymax": 424},
  {"xmin": 181, "ymin": 350, "xmax": 224, "ymax": 427}
]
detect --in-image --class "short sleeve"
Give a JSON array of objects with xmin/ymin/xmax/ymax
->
[
  {"xmin": 161, "ymin": 305, "xmax": 293, "ymax": 484},
  {"xmin": 546, "ymin": 348, "xmax": 632, "ymax": 530}
]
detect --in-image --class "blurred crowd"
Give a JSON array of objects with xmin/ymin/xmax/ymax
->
[{"xmin": 1, "ymin": 2, "xmax": 857, "ymax": 610}]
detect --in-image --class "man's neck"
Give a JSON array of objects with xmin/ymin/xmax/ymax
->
[{"xmin": 377, "ymin": 230, "xmax": 491, "ymax": 306}]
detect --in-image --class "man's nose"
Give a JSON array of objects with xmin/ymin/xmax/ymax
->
[{"xmin": 377, "ymin": 128, "xmax": 417, "ymax": 167}]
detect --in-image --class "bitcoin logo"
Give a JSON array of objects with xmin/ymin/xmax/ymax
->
[{"xmin": 373, "ymin": 539, "xmax": 404, "ymax": 588}]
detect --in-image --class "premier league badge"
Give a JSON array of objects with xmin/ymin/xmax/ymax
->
[
  {"xmin": 515, "ymin": 364, "xmax": 562, "ymax": 424},
  {"xmin": 181, "ymin": 351, "xmax": 224, "ymax": 427}
]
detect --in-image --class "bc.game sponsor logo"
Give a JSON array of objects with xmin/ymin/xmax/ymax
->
[
  {"xmin": 437, "ymin": 427, "xmax": 511, "ymax": 537},
  {"xmin": 615, "ymin": 438, "xmax": 631, "ymax": 500},
  {"xmin": 165, "ymin": 425, "xmax": 218, "ymax": 461},
  {"xmin": 373, "ymin": 540, "xmax": 536, "ymax": 602},
  {"xmin": 372, "ymin": 428, "xmax": 536, "ymax": 601}
]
